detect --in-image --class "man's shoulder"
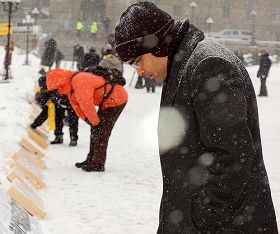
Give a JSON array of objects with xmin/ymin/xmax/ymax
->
[{"xmin": 189, "ymin": 39, "xmax": 241, "ymax": 69}]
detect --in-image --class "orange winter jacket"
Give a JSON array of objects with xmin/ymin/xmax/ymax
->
[{"xmin": 46, "ymin": 68, "xmax": 128, "ymax": 126}]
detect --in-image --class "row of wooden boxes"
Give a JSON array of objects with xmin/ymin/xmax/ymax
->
[{"xmin": 6, "ymin": 102, "xmax": 49, "ymax": 219}]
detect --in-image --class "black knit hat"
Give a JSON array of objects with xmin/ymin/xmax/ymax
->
[{"xmin": 114, "ymin": 1, "xmax": 175, "ymax": 62}]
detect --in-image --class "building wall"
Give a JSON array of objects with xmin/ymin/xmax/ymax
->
[{"xmin": 1, "ymin": 0, "xmax": 279, "ymax": 41}]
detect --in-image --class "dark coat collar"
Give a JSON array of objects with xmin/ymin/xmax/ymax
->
[{"xmin": 160, "ymin": 21, "xmax": 205, "ymax": 107}]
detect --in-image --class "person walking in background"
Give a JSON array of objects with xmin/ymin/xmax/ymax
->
[
  {"xmin": 114, "ymin": 2, "xmax": 278, "ymax": 233},
  {"xmin": 55, "ymin": 50, "xmax": 64, "ymax": 68},
  {"xmin": 257, "ymin": 49, "xmax": 272, "ymax": 97},
  {"xmin": 82, "ymin": 47, "xmax": 100, "ymax": 70},
  {"xmin": 90, "ymin": 21, "xmax": 98, "ymax": 39},
  {"xmin": 73, "ymin": 44, "xmax": 85, "ymax": 71},
  {"xmin": 76, "ymin": 20, "xmax": 84, "ymax": 38},
  {"xmin": 134, "ymin": 75, "xmax": 144, "ymax": 89},
  {"xmin": 46, "ymin": 66, "xmax": 128, "ymax": 172},
  {"xmin": 144, "ymin": 75, "xmax": 156, "ymax": 93},
  {"xmin": 41, "ymin": 38, "xmax": 57, "ymax": 70},
  {"xmin": 99, "ymin": 43, "xmax": 123, "ymax": 73}
]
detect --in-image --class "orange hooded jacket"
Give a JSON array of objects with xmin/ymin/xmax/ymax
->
[{"xmin": 46, "ymin": 68, "xmax": 128, "ymax": 126}]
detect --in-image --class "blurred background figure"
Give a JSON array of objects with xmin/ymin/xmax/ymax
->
[
  {"xmin": 76, "ymin": 20, "xmax": 84, "ymax": 38},
  {"xmin": 82, "ymin": 47, "xmax": 100, "ymax": 70},
  {"xmin": 135, "ymin": 75, "xmax": 144, "ymax": 89},
  {"xmin": 73, "ymin": 44, "xmax": 85, "ymax": 71},
  {"xmin": 257, "ymin": 50, "xmax": 272, "ymax": 97},
  {"xmin": 55, "ymin": 50, "xmax": 64, "ymax": 68},
  {"xmin": 41, "ymin": 38, "xmax": 57, "ymax": 70},
  {"xmin": 90, "ymin": 21, "xmax": 98, "ymax": 39},
  {"xmin": 99, "ymin": 43, "xmax": 123, "ymax": 73},
  {"xmin": 144, "ymin": 76, "xmax": 156, "ymax": 93}
]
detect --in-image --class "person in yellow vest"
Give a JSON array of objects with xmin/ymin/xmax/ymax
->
[
  {"xmin": 76, "ymin": 20, "xmax": 84, "ymax": 38},
  {"xmin": 90, "ymin": 21, "xmax": 98, "ymax": 39}
]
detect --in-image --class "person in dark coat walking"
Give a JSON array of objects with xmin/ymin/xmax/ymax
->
[
  {"xmin": 73, "ymin": 44, "xmax": 85, "ymax": 71},
  {"xmin": 257, "ymin": 50, "xmax": 272, "ymax": 97},
  {"xmin": 41, "ymin": 38, "xmax": 57, "ymax": 69},
  {"xmin": 115, "ymin": 2, "xmax": 278, "ymax": 234},
  {"xmin": 55, "ymin": 50, "xmax": 64, "ymax": 68},
  {"xmin": 82, "ymin": 47, "xmax": 100, "ymax": 70},
  {"xmin": 144, "ymin": 75, "xmax": 156, "ymax": 93}
]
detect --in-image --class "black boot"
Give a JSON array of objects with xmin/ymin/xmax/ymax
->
[
  {"xmin": 81, "ymin": 163, "xmax": 105, "ymax": 172},
  {"xmin": 69, "ymin": 139, "xmax": 77, "ymax": 146},
  {"xmin": 50, "ymin": 135, "xmax": 63, "ymax": 144},
  {"xmin": 75, "ymin": 160, "xmax": 88, "ymax": 168},
  {"xmin": 30, "ymin": 123, "xmax": 37, "ymax": 129}
]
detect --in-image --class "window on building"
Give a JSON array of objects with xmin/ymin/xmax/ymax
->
[
  {"xmin": 272, "ymin": 7, "xmax": 280, "ymax": 21},
  {"xmin": 222, "ymin": 0, "xmax": 231, "ymax": 18},
  {"xmin": 41, "ymin": 0, "xmax": 50, "ymax": 8}
]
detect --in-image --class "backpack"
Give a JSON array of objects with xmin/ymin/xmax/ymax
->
[{"xmin": 71, "ymin": 66, "xmax": 126, "ymax": 107}]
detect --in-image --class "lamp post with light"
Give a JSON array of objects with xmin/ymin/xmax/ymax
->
[
  {"xmin": 206, "ymin": 17, "xmax": 214, "ymax": 37},
  {"xmin": 0, "ymin": 0, "xmax": 21, "ymax": 81},
  {"xmin": 31, "ymin": 7, "xmax": 39, "ymax": 25},
  {"xmin": 189, "ymin": 1, "xmax": 197, "ymax": 22},
  {"xmin": 23, "ymin": 15, "xmax": 34, "ymax": 65},
  {"xmin": 250, "ymin": 10, "xmax": 257, "ymax": 46}
]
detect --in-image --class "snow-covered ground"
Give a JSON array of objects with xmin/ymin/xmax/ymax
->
[{"xmin": 0, "ymin": 47, "xmax": 279, "ymax": 233}]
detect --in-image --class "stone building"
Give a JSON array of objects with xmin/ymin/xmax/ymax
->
[
  {"xmin": 1, "ymin": 0, "xmax": 280, "ymax": 58},
  {"xmin": 1, "ymin": 0, "xmax": 279, "ymax": 41}
]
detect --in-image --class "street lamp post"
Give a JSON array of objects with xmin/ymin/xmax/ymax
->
[
  {"xmin": 23, "ymin": 15, "xmax": 34, "ymax": 66},
  {"xmin": 0, "ymin": 0, "xmax": 21, "ymax": 81},
  {"xmin": 250, "ymin": 10, "xmax": 257, "ymax": 46},
  {"xmin": 189, "ymin": 1, "xmax": 197, "ymax": 22},
  {"xmin": 31, "ymin": 7, "xmax": 40, "ymax": 25},
  {"xmin": 206, "ymin": 17, "xmax": 214, "ymax": 37}
]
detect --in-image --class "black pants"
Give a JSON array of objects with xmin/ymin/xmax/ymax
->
[
  {"xmin": 55, "ymin": 104, "xmax": 79, "ymax": 140},
  {"xmin": 32, "ymin": 105, "xmax": 48, "ymax": 126},
  {"xmin": 145, "ymin": 77, "xmax": 156, "ymax": 93},
  {"xmin": 259, "ymin": 77, "xmax": 268, "ymax": 96},
  {"xmin": 32, "ymin": 104, "xmax": 79, "ymax": 140},
  {"xmin": 87, "ymin": 103, "xmax": 126, "ymax": 165}
]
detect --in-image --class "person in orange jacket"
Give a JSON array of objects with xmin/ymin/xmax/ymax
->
[{"xmin": 46, "ymin": 67, "xmax": 128, "ymax": 172}]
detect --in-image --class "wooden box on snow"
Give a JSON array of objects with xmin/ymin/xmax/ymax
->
[
  {"xmin": 7, "ymin": 179, "xmax": 46, "ymax": 218},
  {"xmin": 11, "ymin": 148, "xmax": 46, "ymax": 170},
  {"xmin": 13, "ymin": 157, "xmax": 44, "ymax": 189},
  {"xmin": 27, "ymin": 128, "xmax": 48, "ymax": 149},
  {"xmin": 19, "ymin": 137, "xmax": 45, "ymax": 158},
  {"xmin": 33, "ymin": 126, "xmax": 49, "ymax": 140},
  {"xmin": 7, "ymin": 166, "xmax": 38, "ymax": 192},
  {"xmin": 31, "ymin": 103, "xmax": 42, "ymax": 116}
]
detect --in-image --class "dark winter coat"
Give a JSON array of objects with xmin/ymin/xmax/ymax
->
[
  {"xmin": 257, "ymin": 54, "xmax": 272, "ymax": 79},
  {"xmin": 73, "ymin": 46, "xmax": 85, "ymax": 63},
  {"xmin": 41, "ymin": 38, "xmax": 57, "ymax": 68},
  {"xmin": 82, "ymin": 49, "xmax": 100, "ymax": 70},
  {"xmin": 157, "ymin": 20, "xmax": 278, "ymax": 234},
  {"xmin": 55, "ymin": 50, "xmax": 64, "ymax": 63}
]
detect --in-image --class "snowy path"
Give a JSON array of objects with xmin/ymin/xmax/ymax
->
[
  {"xmin": 0, "ymin": 49, "xmax": 279, "ymax": 233},
  {"xmin": 39, "ymin": 65, "xmax": 163, "ymax": 234}
]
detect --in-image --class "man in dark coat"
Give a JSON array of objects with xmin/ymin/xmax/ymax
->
[
  {"xmin": 257, "ymin": 50, "xmax": 272, "ymax": 97},
  {"xmin": 82, "ymin": 47, "xmax": 100, "ymax": 70},
  {"xmin": 73, "ymin": 44, "xmax": 85, "ymax": 71},
  {"xmin": 115, "ymin": 2, "xmax": 278, "ymax": 234},
  {"xmin": 41, "ymin": 38, "xmax": 57, "ymax": 69}
]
